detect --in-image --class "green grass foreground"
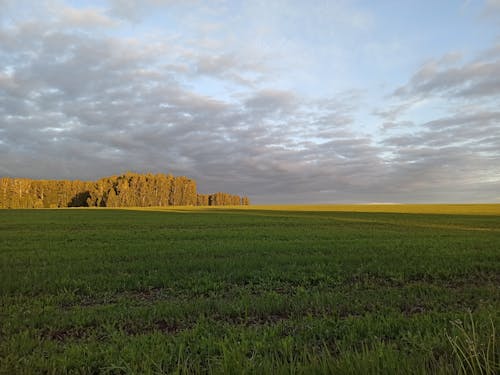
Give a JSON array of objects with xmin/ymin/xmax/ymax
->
[{"xmin": 0, "ymin": 207, "xmax": 499, "ymax": 374}]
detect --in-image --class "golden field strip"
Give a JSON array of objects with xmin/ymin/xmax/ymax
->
[{"xmin": 129, "ymin": 203, "xmax": 500, "ymax": 215}]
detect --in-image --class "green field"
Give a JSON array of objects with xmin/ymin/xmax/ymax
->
[{"xmin": 1, "ymin": 207, "xmax": 499, "ymax": 374}]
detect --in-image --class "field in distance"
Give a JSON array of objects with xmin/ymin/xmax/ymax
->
[
  {"xmin": 140, "ymin": 203, "xmax": 500, "ymax": 215},
  {"xmin": 0, "ymin": 206, "xmax": 499, "ymax": 373}
]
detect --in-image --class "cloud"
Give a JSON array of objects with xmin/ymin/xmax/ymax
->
[
  {"xmin": 373, "ymin": 43, "xmax": 500, "ymax": 202},
  {"xmin": 244, "ymin": 89, "xmax": 297, "ymax": 115},
  {"xmin": 0, "ymin": 10, "xmax": 384, "ymax": 202},
  {"xmin": 482, "ymin": 0, "xmax": 500, "ymax": 20},
  {"xmin": 56, "ymin": 6, "xmax": 120, "ymax": 28},
  {"xmin": 187, "ymin": 52, "xmax": 268, "ymax": 87},
  {"xmin": 106, "ymin": 0, "xmax": 201, "ymax": 22},
  {"xmin": 373, "ymin": 98, "xmax": 422, "ymax": 122},
  {"xmin": 1, "ymin": 1, "xmax": 499, "ymax": 203},
  {"xmin": 379, "ymin": 107, "xmax": 500, "ymax": 200},
  {"xmin": 394, "ymin": 56, "xmax": 500, "ymax": 99}
]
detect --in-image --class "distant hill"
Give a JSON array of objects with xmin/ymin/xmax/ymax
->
[{"xmin": 0, "ymin": 172, "xmax": 249, "ymax": 208}]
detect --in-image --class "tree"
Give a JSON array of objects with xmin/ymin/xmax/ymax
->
[{"xmin": 0, "ymin": 173, "xmax": 250, "ymax": 208}]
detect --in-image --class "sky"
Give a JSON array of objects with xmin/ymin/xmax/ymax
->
[{"xmin": 1, "ymin": 0, "xmax": 500, "ymax": 203}]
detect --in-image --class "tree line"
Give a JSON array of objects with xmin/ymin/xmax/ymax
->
[{"xmin": 0, "ymin": 172, "xmax": 249, "ymax": 208}]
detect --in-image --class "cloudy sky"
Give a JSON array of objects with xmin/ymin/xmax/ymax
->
[{"xmin": 1, "ymin": 0, "xmax": 499, "ymax": 203}]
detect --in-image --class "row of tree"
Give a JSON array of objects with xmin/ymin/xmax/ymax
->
[{"xmin": 0, "ymin": 172, "xmax": 249, "ymax": 208}]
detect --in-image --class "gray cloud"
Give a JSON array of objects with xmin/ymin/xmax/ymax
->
[
  {"xmin": 0, "ymin": 13, "xmax": 384, "ymax": 202},
  {"xmin": 373, "ymin": 98, "xmax": 422, "ymax": 122},
  {"xmin": 1, "ymin": 3, "xmax": 499, "ymax": 203},
  {"xmin": 53, "ymin": 5, "xmax": 120, "ymax": 29},
  {"xmin": 380, "ymin": 109, "xmax": 500, "ymax": 199},
  {"xmin": 373, "ymin": 43, "xmax": 500, "ymax": 202},
  {"xmin": 106, "ymin": 0, "xmax": 202, "ymax": 22},
  {"xmin": 482, "ymin": 0, "xmax": 500, "ymax": 21},
  {"xmin": 394, "ymin": 54, "xmax": 500, "ymax": 99},
  {"xmin": 187, "ymin": 53, "xmax": 268, "ymax": 87}
]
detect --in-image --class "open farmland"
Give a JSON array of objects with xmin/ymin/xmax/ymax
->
[{"xmin": 0, "ymin": 206, "xmax": 499, "ymax": 374}]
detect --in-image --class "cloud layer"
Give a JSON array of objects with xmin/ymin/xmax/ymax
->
[{"xmin": 1, "ymin": 1, "xmax": 499, "ymax": 203}]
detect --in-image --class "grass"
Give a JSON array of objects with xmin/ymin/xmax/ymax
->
[
  {"xmin": 0, "ymin": 206, "xmax": 499, "ymax": 374},
  {"xmin": 446, "ymin": 312, "xmax": 498, "ymax": 374}
]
